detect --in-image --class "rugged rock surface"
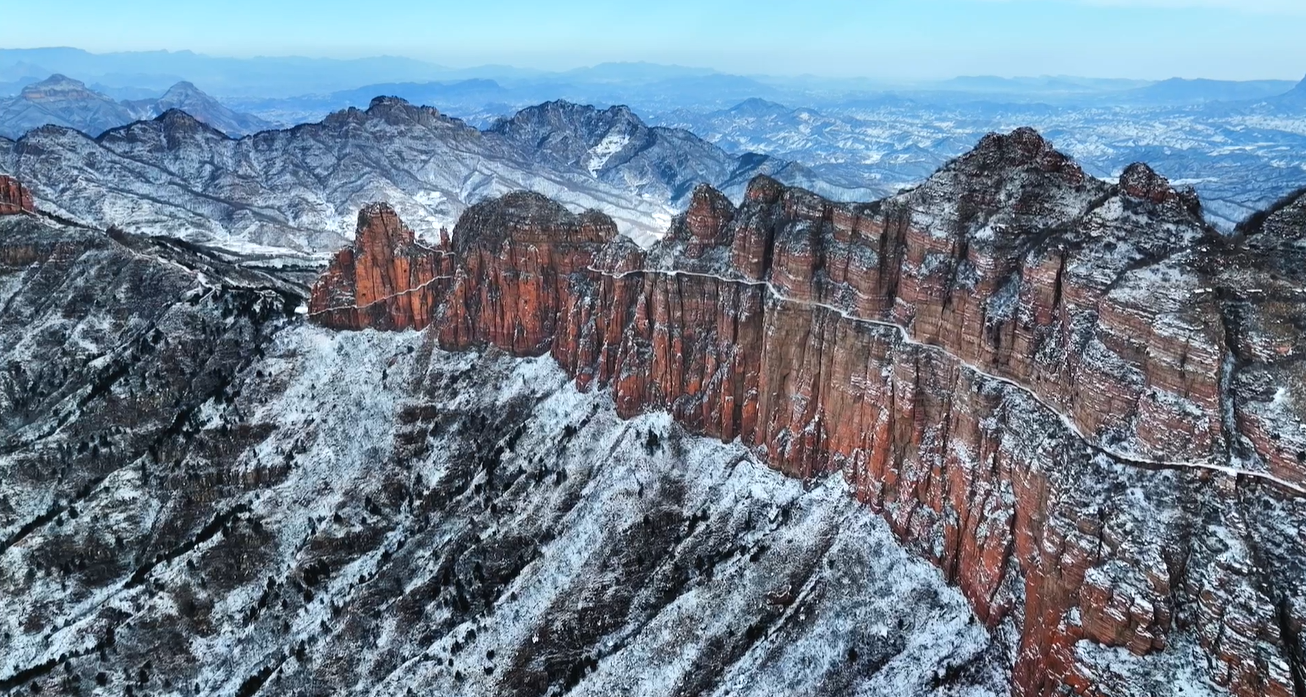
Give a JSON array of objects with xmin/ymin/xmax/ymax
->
[
  {"xmin": 0, "ymin": 174, "xmax": 32, "ymax": 215},
  {"xmin": 310, "ymin": 129, "xmax": 1306, "ymax": 697},
  {"xmin": 308, "ymin": 203, "xmax": 456, "ymax": 330},
  {"xmin": 490, "ymin": 101, "xmax": 870, "ymax": 209},
  {"xmin": 0, "ymin": 213, "xmax": 1006, "ymax": 695}
]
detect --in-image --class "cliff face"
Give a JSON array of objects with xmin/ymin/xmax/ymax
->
[
  {"xmin": 0, "ymin": 175, "xmax": 33, "ymax": 215},
  {"xmin": 0, "ymin": 211, "xmax": 1009, "ymax": 696},
  {"xmin": 307, "ymin": 202, "xmax": 456, "ymax": 330},
  {"xmin": 310, "ymin": 129, "xmax": 1306, "ymax": 697}
]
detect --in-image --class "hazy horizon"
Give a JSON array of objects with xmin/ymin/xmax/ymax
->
[
  {"xmin": 5, "ymin": 0, "xmax": 1306, "ymax": 81},
  {"xmin": 2, "ymin": 47, "xmax": 1302, "ymax": 89}
]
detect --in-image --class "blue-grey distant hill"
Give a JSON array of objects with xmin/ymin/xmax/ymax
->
[
  {"xmin": 0, "ymin": 74, "xmax": 271, "ymax": 138},
  {"xmin": 1121, "ymin": 77, "xmax": 1298, "ymax": 105}
]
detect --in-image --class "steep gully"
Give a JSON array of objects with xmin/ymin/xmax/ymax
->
[{"xmin": 280, "ymin": 129, "xmax": 1306, "ymax": 695}]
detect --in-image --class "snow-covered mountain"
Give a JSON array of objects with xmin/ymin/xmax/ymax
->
[
  {"xmin": 129, "ymin": 80, "xmax": 273, "ymax": 135},
  {"xmin": 653, "ymin": 89, "xmax": 1306, "ymax": 229},
  {"xmin": 489, "ymin": 100, "xmax": 881, "ymax": 208},
  {"xmin": 5, "ymin": 122, "xmax": 1306, "ymax": 694},
  {"xmin": 0, "ymin": 74, "xmax": 272, "ymax": 139},
  {"xmin": 0, "ymin": 74, "xmax": 139, "ymax": 138},
  {"xmin": 0, "ymin": 97, "xmax": 879, "ymax": 253},
  {"xmin": 6, "ymin": 68, "xmax": 1303, "ymax": 239}
]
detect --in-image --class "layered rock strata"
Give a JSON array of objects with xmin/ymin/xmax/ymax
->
[
  {"xmin": 0, "ymin": 174, "xmax": 33, "ymax": 215},
  {"xmin": 0, "ymin": 213, "xmax": 1004, "ymax": 696},
  {"xmin": 310, "ymin": 129, "xmax": 1306, "ymax": 697}
]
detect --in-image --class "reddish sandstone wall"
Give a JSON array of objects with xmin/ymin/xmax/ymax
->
[
  {"xmin": 309, "ymin": 131, "xmax": 1306, "ymax": 697},
  {"xmin": 0, "ymin": 175, "xmax": 34, "ymax": 216}
]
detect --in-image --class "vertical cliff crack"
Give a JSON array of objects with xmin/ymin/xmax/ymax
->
[
  {"xmin": 1217, "ymin": 297, "xmax": 1251, "ymax": 466},
  {"xmin": 126, "ymin": 503, "xmax": 253, "ymax": 588},
  {"xmin": 1278, "ymin": 596, "xmax": 1306, "ymax": 697},
  {"xmin": 1051, "ymin": 248, "xmax": 1067, "ymax": 315}
]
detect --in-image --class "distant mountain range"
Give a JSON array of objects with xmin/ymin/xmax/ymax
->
[
  {"xmin": 0, "ymin": 97, "xmax": 877, "ymax": 253},
  {"xmin": 653, "ymin": 77, "xmax": 1306, "ymax": 230},
  {"xmin": 1270, "ymin": 75, "xmax": 1306, "ymax": 107},
  {"xmin": 0, "ymin": 74, "xmax": 272, "ymax": 138},
  {"xmin": 1121, "ymin": 77, "xmax": 1298, "ymax": 105},
  {"xmin": 0, "ymin": 47, "xmax": 453, "ymax": 97},
  {"xmin": 3, "ymin": 47, "xmax": 1302, "ymax": 109},
  {"xmin": 0, "ymin": 47, "xmax": 1302, "ymax": 241},
  {"xmin": 229, "ymin": 72, "xmax": 1306, "ymax": 128}
]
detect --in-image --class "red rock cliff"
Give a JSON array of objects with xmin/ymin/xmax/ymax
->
[
  {"xmin": 309, "ymin": 130, "xmax": 1306, "ymax": 697},
  {"xmin": 308, "ymin": 202, "xmax": 455, "ymax": 330},
  {"xmin": 0, "ymin": 175, "xmax": 34, "ymax": 216}
]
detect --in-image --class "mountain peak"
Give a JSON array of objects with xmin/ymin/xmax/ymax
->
[
  {"xmin": 368, "ymin": 95, "xmax": 413, "ymax": 110},
  {"xmin": 20, "ymin": 73, "xmax": 95, "ymax": 97},
  {"xmin": 355, "ymin": 202, "xmax": 417, "ymax": 252},
  {"xmin": 162, "ymin": 81, "xmax": 202, "ymax": 97},
  {"xmin": 452, "ymin": 191, "xmax": 616, "ymax": 255},
  {"xmin": 946, "ymin": 127, "xmax": 1087, "ymax": 185},
  {"xmin": 744, "ymin": 174, "xmax": 786, "ymax": 203},
  {"xmin": 26, "ymin": 73, "xmax": 85, "ymax": 88},
  {"xmin": 154, "ymin": 108, "xmax": 204, "ymax": 127},
  {"xmin": 141, "ymin": 84, "xmax": 270, "ymax": 137},
  {"xmin": 91, "ymin": 107, "xmax": 229, "ymax": 144},
  {"xmin": 1118, "ymin": 162, "xmax": 1196, "ymax": 208},
  {"xmin": 156, "ymin": 82, "xmax": 220, "ymax": 109},
  {"xmin": 364, "ymin": 95, "xmax": 444, "ymax": 123},
  {"xmin": 510, "ymin": 100, "xmax": 645, "ymax": 128},
  {"xmin": 675, "ymin": 183, "xmax": 735, "ymax": 248},
  {"xmin": 729, "ymin": 98, "xmax": 790, "ymax": 117},
  {"xmin": 973, "ymin": 126, "xmax": 1053, "ymax": 163}
]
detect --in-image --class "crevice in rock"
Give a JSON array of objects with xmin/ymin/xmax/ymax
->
[
  {"xmin": 1277, "ymin": 596, "xmax": 1306, "ymax": 697},
  {"xmin": 126, "ymin": 503, "xmax": 252, "ymax": 588}
]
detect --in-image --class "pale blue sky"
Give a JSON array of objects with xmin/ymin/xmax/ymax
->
[{"xmin": 5, "ymin": 0, "xmax": 1305, "ymax": 80}]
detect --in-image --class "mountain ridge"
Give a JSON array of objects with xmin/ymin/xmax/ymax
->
[
  {"xmin": 0, "ymin": 182, "xmax": 1008, "ymax": 697},
  {"xmin": 0, "ymin": 95, "xmax": 882, "ymax": 253},
  {"xmin": 305, "ymin": 128, "xmax": 1306, "ymax": 697},
  {"xmin": 0, "ymin": 73, "xmax": 272, "ymax": 139}
]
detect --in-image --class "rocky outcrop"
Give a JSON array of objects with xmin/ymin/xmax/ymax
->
[
  {"xmin": 0, "ymin": 175, "xmax": 33, "ymax": 215},
  {"xmin": 310, "ymin": 129, "xmax": 1306, "ymax": 697},
  {"xmin": 307, "ymin": 203, "xmax": 455, "ymax": 330}
]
